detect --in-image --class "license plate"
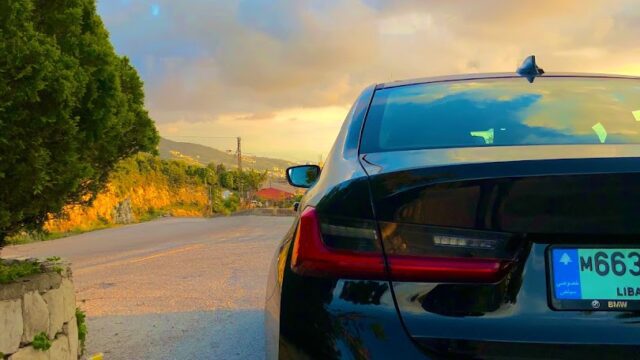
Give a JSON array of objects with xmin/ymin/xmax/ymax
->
[{"xmin": 549, "ymin": 247, "xmax": 640, "ymax": 311}]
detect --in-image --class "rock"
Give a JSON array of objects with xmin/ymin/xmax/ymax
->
[
  {"xmin": 49, "ymin": 334, "xmax": 70, "ymax": 360},
  {"xmin": 0, "ymin": 299, "xmax": 23, "ymax": 355},
  {"xmin": 21, "ymin": 291, "xmax": 50, "ymax": 343},
  {"xmin": 60, "ymin": 279, "xmax": 76, "ymax": 323},
  {"xmin": 0, "ymin": 272, "xmax": 62, "ymax": 302},
  {"xmin": 64, "ymin": 316, "xmax": 79, "ymax": 360},
  {"xmin": 42, "ymin": 288, "xmax": 64, "ymax": 338},
  {"xmin": 113, "ymin": 198, "xmax": 134, "ymax": 224},
  {"xmin": 7, "ymin": 345, "xmax": 48, "ymax": 360}
]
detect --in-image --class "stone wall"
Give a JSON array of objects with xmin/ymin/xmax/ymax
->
[{"xmin": 0, "ymin": 261, "xmax": 79, "ymax": 359}]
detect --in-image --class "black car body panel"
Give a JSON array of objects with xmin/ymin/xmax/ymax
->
[
  {"xmin": 396, "ymin": 244, "xmax": 640, "ymax": 359},
  {"xmin": 364, "ymin": 154, "xmax": 640, "ymax": 234},
  {"xmin": 265, "ymin": 73, "xmax": 640, "ymax": 359}
]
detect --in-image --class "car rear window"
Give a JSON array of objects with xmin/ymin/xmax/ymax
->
[{"xmin": 360, "ymin": 77, "xmax": 640, "ymax": 153}]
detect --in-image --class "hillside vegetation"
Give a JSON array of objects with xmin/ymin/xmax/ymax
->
[
  {"xmin": 159, "ymin": 138, "xmax": 296, "ymax": 171},
  {"xmin": 10, "ymin": 154, "xmax": 266, "ymax": 240},
  {"xmin": 0, "ymin": 0, "xmax": 158, "ymax": 247}
]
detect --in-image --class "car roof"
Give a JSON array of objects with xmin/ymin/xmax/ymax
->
[{"xmin": 376, "ymin": 72, "xmax": 640, "ymax": 90}]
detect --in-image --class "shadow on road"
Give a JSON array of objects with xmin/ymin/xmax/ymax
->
[{"xmin": 88, "ymin": 309, "xmax": 265, "ymax": 360}]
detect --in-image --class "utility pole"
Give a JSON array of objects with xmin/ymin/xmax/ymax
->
[
  {"xmin": 236, "ymin": 136, "xmax": 244, "ymax": 205},
  {"xmin": 236, "ymin": 137, "xmax": 242, "ymax": 171},
  {"xmin": 204, "ymin": 172, "xmax": 212, "ymax": 215}
]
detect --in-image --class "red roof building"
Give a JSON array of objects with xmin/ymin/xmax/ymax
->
[{"xmin": 255, "ymin": 187, "xmax": 295, "ymax": 201}]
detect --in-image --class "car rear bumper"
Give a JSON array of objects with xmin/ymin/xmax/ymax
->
[
  {"xmin": 414, "ymin": 337, "xmax": 640, "ymax": 359},
  {"xmin": 268, "ymin": 243, "xmax": 640, "ymax": 359},
  {"xmin": 268, "ymin": 274, "xmax": 429, "ymax": 359}
]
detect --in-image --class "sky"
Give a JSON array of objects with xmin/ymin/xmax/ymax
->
[{"xmin": 96, "ymin": 0, "xmax": 640, "ymax": 162}]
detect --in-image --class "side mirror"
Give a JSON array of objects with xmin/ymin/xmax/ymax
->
[{"xmin": 286, "ymin": 165, "xmax": 321, "ymax": 188}]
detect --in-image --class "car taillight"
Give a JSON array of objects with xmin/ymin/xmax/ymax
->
[
  {"xmin": 291, "ymin": 207, "xmax": 385, "ymax": 279},
  {"xmin": 381, "ymin": 221, "xmax": 520, "ymax": 282},
  {"xmin": 291, "ymin": 207, "xmax": 519, "ymax": 282}
]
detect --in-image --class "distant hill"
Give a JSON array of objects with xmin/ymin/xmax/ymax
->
[{"xmin": 158, "ymin": 137, "xmax": 297, "ymax": 171}]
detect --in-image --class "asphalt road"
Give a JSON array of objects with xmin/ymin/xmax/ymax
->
[{"xmin": 3, "ymin": 216, "xmax": 294, "ymax": 360}]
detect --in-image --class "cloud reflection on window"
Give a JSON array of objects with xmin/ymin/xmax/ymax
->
[{"xmin": 362, "ymin": 77, "xmax": 640, "ymax": 153}]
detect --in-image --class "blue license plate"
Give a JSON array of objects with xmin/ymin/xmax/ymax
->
[{"xmin": 549, "ymin": 247, "xmax": 640, "ymax": 311}]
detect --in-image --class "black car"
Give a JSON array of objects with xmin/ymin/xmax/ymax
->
[{"xmin": 265, "ymin": 57, "xmax": 640, "ymax": 359}]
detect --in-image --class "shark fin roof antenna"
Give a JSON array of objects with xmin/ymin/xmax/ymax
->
[{"xmin": 517, "ymin": 55, "xmax": 545, "ymax": 83}]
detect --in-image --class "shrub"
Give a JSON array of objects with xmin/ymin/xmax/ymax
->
[
  {"xmin": 76, "ymin": 308, "xmax": 88, "ymax": 355},
  {"xmin": 32, "ymin": 332, "xmax": 51, "ymax": 351},
  {"xmin": 0, "ymin": 260, "xmax": 42, "ymax": 284}
]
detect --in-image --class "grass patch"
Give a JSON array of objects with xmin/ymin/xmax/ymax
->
[
  {"xmin": 32, "ymin": 332, "xmax": 52, "ymax": 351},
  {"xmin": 137, "ymin": 208, "xmax": 165, "ymax": 222},
  {"xmin": 76, "ymin": 308, "xmax": 88, "ymax": 355},
  {"xmin": 6, "ymin": 226, "xmax": 111, "ymax": 246},
  {"xmin": 0, "ymin": 260, "xmax": 43, "ymax": 284},
  {"xmin": 6, "ymin": 230, "xmax": 80, "ymax": 246},
  {"xmin": 45, "ymin": 256, "xmax": 65, "ymax": 275}
]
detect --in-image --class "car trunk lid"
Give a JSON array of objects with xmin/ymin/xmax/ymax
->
[{"xmin": 361, "ymin": 146, "xmax": 640, "ymax": 355}]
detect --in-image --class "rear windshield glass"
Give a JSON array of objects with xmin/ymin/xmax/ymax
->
[{"xmin": 360, "ymin": 77, "xmax": 640, "ymax": 153}]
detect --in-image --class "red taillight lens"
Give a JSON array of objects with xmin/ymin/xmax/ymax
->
[
  {"xmin": 291, "ymin": 207, "xmax": 516, "ymax": 282},
  {"xmin": 381, "ymin": 222, "xmax": 518, "ymax": 282},
  {"xmin": 387, "ymin": 256, "xmax": 510, "ymax": 282},
  {"xmin": 291, "ymin": 207, "xmax": 385, "ymax": 279}
]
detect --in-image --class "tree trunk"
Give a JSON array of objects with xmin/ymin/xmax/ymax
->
[{"xmin": 0, "ymin": 232, "xmax": 5, "ymax": 257}]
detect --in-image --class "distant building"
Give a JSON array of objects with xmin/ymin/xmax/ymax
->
[
  {"xmin": 255, "ymin": 187, "xmax": 295, "ymax": 202},
  {"xmin": 262, "ymin": 180, "xmax": 305, "ymax": 195}
]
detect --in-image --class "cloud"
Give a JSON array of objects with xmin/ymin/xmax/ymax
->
[
  {"xmin": 97, "ymin": 0, "xmax": 640, "ymax": 160},
  {"xmin": 144, "ymin": 0, "xmax": 379, "ymax": 118},
  {"xmin": 379, "ymin": 13, "xmax": 433, "ymax": 35}
]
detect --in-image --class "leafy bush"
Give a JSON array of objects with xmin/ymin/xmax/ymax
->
[
  {"xmin": 76, "ymin": 308, "xmax": 88, "ymax": 355},
  {"xmin": 223, "ymin": 194, "xmax": 241, "ymax": 214},
  {"xmin": 38, "ymin": 154, "xmax": 268, "ymax": 235},
  {"xmin": 32, "ymin": 332, "xmax": 51, "ymax": 351},
  {"xmin": 0, "ymin": 260, "xmax": 42, "ymax": 284},
  {"xmin": 4, "ymin": 150, "xmax": 270, "ymax": 243}
]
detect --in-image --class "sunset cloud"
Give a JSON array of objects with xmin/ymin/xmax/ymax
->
[{"xmin": 98, "ymin": 0, "xmax": 640, "ymax": 161}]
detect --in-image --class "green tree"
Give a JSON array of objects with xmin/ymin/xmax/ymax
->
[
  {"xmin": 215, "ymin": 164, "xmax": 227, "ymax": 175},
  {"xmin": 0, "ymin": 0, "xmax": 158, "ymax": 247},
  {"xmin": 234, "ymin": 169, "xmax": 267, "ymax": 192},
  {"xmin": 219, "ymin": 171, "xmax": 235, "ymax": 190}
]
